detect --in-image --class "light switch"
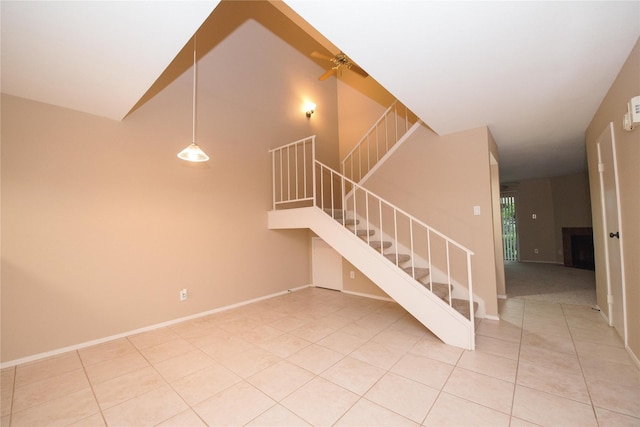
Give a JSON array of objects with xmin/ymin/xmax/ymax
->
[
  {"xmin": 473, "ymin": 206, "xmax": 481, "ymax": 216},
  {"xmin": 532, "ymin": 213, "xmax": 537, "ymax": 219}
]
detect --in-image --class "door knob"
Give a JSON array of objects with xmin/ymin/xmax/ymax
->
[{"xmin": 609, "ymin": 232, "xmax": 620, "ymax": 239}]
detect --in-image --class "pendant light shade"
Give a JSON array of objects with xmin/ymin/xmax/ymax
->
[
  {"xmin": 178, "ymin": 35, "xmax": 209, "ymax": 162},
  {"xmin": 178, "ymin": 142, "xmax": 209, "ymax": 162}
]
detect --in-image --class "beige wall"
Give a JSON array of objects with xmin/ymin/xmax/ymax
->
[
  {"xmin": 1, "ymin": 19, "xmax": 339, "ymax": 363},
  {"xmin": 362, "ymin": 125, "xmax": 500, "ymax": 317},
  {"xmin": 586, "ymin": 37, "xmax": 640, "ymax": 359},
  {"xmin": 342, "ymin": 259, "xmax": 390, "ymax": 299},
  {"xmin": 513, "ymin": 178, "xmax": 557, "ymax": 262},
  {"xmin": 504, "ymin": 172, "xmax": 592, "ymax": 264}
]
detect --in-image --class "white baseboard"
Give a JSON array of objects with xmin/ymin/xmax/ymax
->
[
  {"xmin": 627, "ymin": 346, "xmax": 640, "ymax": 371},
  {"xmin": 497, "ymin": 294, "xmax": 507, "ymax": 300},
  {"xmin": 484, "ymin": 314, "xmax": 500, "ymax": 321},
  {"xmin": 341, "ymin": 289, "xmax": 395, "ymax": 302},
  {"xmin": 0, "ymin": 285, "xmax": 313, "ymax": 369}
]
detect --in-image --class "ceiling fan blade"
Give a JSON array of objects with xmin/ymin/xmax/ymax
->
[
  {"xmin": 311, "ymin": 51, "xmax": 335, "ymax": 62},
  {"xmin": 349, "ymin": 64, "xmax": 369, "ymax": 78},
  {"xmin": 319, "ymin": 68, "xmax": 336, "ymax": 81}
]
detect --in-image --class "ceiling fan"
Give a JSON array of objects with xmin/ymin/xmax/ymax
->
[{"xmin": 311, "ymin": 51, "xmax": 369, "ymax": 81}]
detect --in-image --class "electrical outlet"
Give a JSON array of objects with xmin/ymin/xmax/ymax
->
[
  {"xmin": 534, "ymin": 248, "xmax": 539, "ymax": 254},
  {"xmin": 349, "ymin": 271, "xmax": 355, "ymax": 279},
  {"xmin": 180, "ymin": 288, "xmax": 188, "ymax": 301}
]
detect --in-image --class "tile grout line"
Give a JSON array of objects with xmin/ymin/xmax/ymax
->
[
  {"xmin": 418, "ymin": 341, "xmax": 465, "ymax": 426},
  {"xmin": 508, "ymin": 298, "xmax": 526, "ymax": 426},
  {"xmin": 76, "ymin": 350, "xmax": 108, "ymax": 427},
  {"xmin": 124, "ymin": 335, "xmax": 211, "ymax": 427},
  {"xmin": 561, "ymin": 303, "xmax": 601, "ymax": 426},
  {"xmin": 8, "ymin": 366, "xmax": 16, "ymax": 427}
]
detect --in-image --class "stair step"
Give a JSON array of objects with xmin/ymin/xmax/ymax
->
[
  {"xmin": 384, "ymin": 253, "xmax": 411, "ymax": 264},
  {"xmin": 340, "ymin": 218, "xmax": 359, "ymax": 226},
  {"xmin": 350, "ymin": 228, "xmax": 374, "ymax": 237},
  {"xmin": 402, "ymin": 267, "xmax": 430, "ymax": 280},
  {"xmin": 369, "ymin": 241, "xmax": 392, "ymax": 250},
  {"xmin": 323, "ymin": 208, "xmax": 345, "ymax": 219},
  {"xmin": 451, "ymin": 298, "xmax": 479, "ymax": 320},
  {"xmin": 422, "ymin": 281, "xmax": 453, "ymax": 301}
]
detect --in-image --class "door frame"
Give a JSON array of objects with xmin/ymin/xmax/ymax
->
[{"xmin": 596, "ymin": 122, "xmax": 628, "ymax": 346}]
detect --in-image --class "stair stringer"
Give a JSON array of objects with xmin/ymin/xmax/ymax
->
[{"xmin": 268, "ymin": 206, "xmax": 475, "ymax": 350}]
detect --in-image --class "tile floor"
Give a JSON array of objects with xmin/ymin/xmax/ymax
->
[{"xmin": 1, "ymin": 287, "xmax": 639, "ymax": 426}]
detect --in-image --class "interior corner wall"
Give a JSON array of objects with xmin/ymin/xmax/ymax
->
[
  {"xmin": 511, "ymin": 172, "xmax": 592, "ymax": 265},
  {"xmin": 585, "ymin": 37, "xmax": 640, "ymax": 360},
  {"xmin": 550, "ymin": 172, "xmax": 593, "ymax": 264},
  {"xmin": 0, "ymin": 19, "xmax": 339, "ymax": 363},
  {"xmin": 363, "ymin": 125, "xmax": 500, "ymax": 317}
]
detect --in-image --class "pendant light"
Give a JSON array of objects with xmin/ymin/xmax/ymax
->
[{"xmin": 178, "ymin": 35, "xmax": 209, "ymax": 162}]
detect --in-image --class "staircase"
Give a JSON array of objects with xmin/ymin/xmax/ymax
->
[
  {"xmin": 325, "ymin": 207, "xmax": 477, "ymax": 321},
  {"xmin": 268, "ymin": 134, "xmax": 477, "ymax": 350}
]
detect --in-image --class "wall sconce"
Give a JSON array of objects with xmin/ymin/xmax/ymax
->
[{"xmin": 304, "ymin": 102, "xmax": 316, "ymax": 119}]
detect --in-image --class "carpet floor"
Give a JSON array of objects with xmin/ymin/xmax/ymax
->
[{"xmin": 504, "ymin": 261, "xmax": 596, "ymax": 306}]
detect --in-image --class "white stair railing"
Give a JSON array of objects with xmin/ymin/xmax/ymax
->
[
  {"xmin": 342, "ymin": 101, "xmax": 418, "ymax": 183},
  {"xmin": 271, "ymin": 137, "xmax": 475, "ymax": 325}
]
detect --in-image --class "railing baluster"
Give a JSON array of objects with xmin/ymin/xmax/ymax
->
[
  {"xmin": 341, "ymin": 173, "xmax": 346, "ymax": 227},
  {"xmin": 358, "ymin": 146, "xmax": 362, "ymax": 181},
  {"xmin": 467, "ymin": 251, "xmax": 475, "ymax": 344},
  {"xmin": 384, "ymin": 110, "xmax": 389, "ymax": 153},
  {"xmin": 375, "ymin": 123, "xmax": 380, "ymax": 163},
  {"xmin": 378, "ymin": 198, "xmax": 383, "ymax": 255},
  {"xmin": 312, "ymin": 137, "xmax": 316, "ymax": 206},
  {"xmin": 330, "ymin": 167, "xmax": 335, "ymax": 220},
  {"xmin": 393, "ymin": 208, "xmax": 399, "ymax": 265},
  {"xmin": 365, "ymin": 192, "xmax": 370, "ymax": 245},
  {"xmin": 446, "ymin": 241, "xmax": 452, "ymax": 307},
  {"xmin": 271, "ymin": 151, "xmax": 276, "ymax": 210},
  {"xmin": 409, "ymin": 219, "xmax": 415, "ymax": 278},
  {"xmin": 353, "ymin": 187, "xmax": 358, "ymax": 236},
  {"xmin": 394, "ymin": 103, "xmax": 398, "ymax": 147},
  {"xmin": 367, "ymin": 135, "xmax": 371, "ymax": 177},
  {"xmin": 295, "ymin": 143, "xmax": 299, "ymax": 200},
  {"xmin": 427, "ymin": 229, "xmax": 432, "ymax": 290},
  {"xmin": 279, "ymin": 149, "xmax": 283, "ymax": 205},
  {"xmin": 303, "ymin": 140, "xmax": 307, "ymax": 198}
]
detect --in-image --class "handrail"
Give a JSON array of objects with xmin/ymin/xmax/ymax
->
[
  {"xmin": 341, "ymin": 101, "xmax": 417, "ymax": 182},
  {"xmin": 316, "ymin": 161, "xmax": 474, "ymax": 256},
  {"xmin": 271, "ymin": 136, "xmax": 475, "ymax": 325}
]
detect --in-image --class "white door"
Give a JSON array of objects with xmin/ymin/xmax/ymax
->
[
  {"xmin": 312, "ymin": 238, "xmax": 343, "ymax": 291},
  {"xmin": 596, "ymin": 122, "xmax": 627, "ymax": 344}
]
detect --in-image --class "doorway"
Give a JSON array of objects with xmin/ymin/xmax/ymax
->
[
  {"xmin": 311, "ymin": 237, "xmax": 343, "ymax": 291},
  {"xmin": 500, "ymin": 193, "xmax": 518, "ymax": 261},
  {"xmin": 596, "ymin": 122, "xmax": 627, "ymax": 344}
]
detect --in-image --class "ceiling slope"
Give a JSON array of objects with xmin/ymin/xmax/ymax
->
[
  {"xmin": 1, "ymin": 0, "xmax": 220, "ymax": 121},
  {"xmin": 284, "ymin": 1, "xmax": 640, "ymax": 182}
]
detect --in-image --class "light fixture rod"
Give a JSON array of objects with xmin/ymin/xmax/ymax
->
[
  {"xmin": 192, "ymin": 36, "xmax": 197, "ymax": 143},
  {"xmin": 177, "ymin": 34, "xmax": 209, "ymax": 162}
]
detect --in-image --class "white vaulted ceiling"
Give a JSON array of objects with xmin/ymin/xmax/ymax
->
[
  {"xmin": 283, "ymin": 1, "xmax": 640, "ymax": 182},
  {"xmin": 1, "ymin": 1, "xmax": 638, "ymax": 182},
  {"xmin": 1, "ymin": 1, "xmax": 220, "ymax": 120}
]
